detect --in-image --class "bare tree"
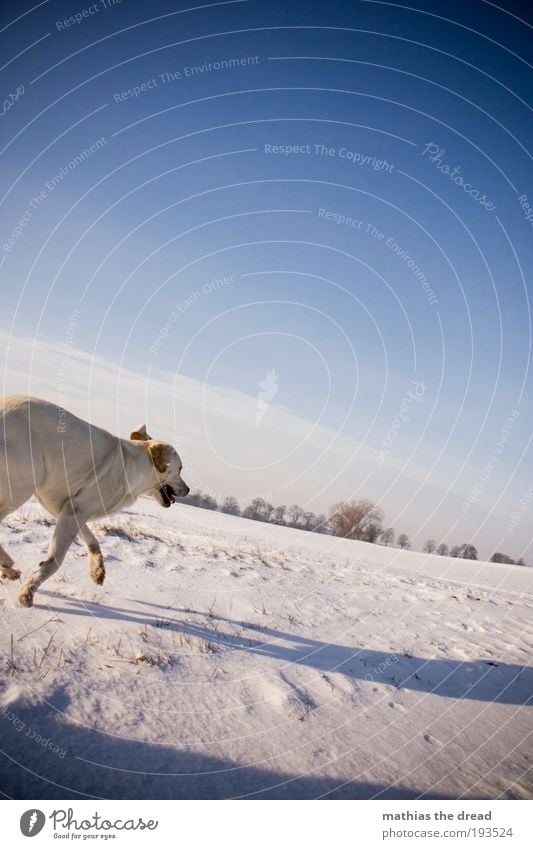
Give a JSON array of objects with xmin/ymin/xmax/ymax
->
[
  {"xmin": 262, "ymin": 502, "xmax": 275, "ymax": 522},
  {"xmin": 380, "ymin": 527, "xmax": 395, "ymax": 546},
  {"xmin": 302, "ymin": 511, "xmax": 317, "ymax": 530},
  {"xmin": 423, "ymin": 539, "xmax": 437, "ymax": 554},
  {"xmin": 221, "ymin": 496, "xmax": 240, "ymax": 516},
  {"xmin": 242, "ymin": 497, "xmax": 267, "ymax": 521},
  {"xmin": 450, "ymin": 545, "xmax": 462, "ymax": 558},
  {"xmin": 313, "ymin": 513, "xmax": 330, "ymax": 534},
  {"xmin": 436, "ymin": 543, "xmax": 449, "ymax": 556},
  {"xmin": 365, "ymin": 522, "xmax": 382, "ymax": 543},
  {"xmin": 288, "ymin": 504, "xmax": 305, "ymax": 527},
  {"xmin": 329, "ymin": 499, "xmax": 384, "ymax": 542},
  {"xmin": 397, "ymin": 533, "xmax": 411, "ymax": 550},
  {"xmin": 273, "ymin": 504, "xmax": 287, "ymax": 525},
  {"xmin": 460, "ymin": 543, "xmax": 478, "ymax": 560},
  {"xmin": 490, "ymin": 552, "xmax": 514, "ymax": 564}
]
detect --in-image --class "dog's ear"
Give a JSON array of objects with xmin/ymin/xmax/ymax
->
[
  {"xmin": 130, "ymin": 424, "xmax": 150, "ymax": 442},
  {"xmin": 147, "ymin": 441, "xmax": 171, "ymax": 474}
]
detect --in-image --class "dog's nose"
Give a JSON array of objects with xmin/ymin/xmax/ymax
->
[{"xmin": 182, "ymin": 484, "xmax": 190, "ymax": 496}]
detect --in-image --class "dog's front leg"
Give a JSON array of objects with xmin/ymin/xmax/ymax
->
[
  {"xmin": 19, "ymin": 505, "xmax": 86, "ymax": 607},
  {"xmin": 78, "ymin": 523, "xmax": 105, "ymax": 585}
]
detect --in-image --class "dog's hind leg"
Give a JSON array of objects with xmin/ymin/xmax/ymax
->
[
  {"xmin": 78, "ymin": 524, "xmax": 105, "ymax": 585},
  {"xmin": 0, "ymin": 507, "xmax": 20, "ymax": 580},
  {"xmin": 19, "ymin": 504, "xmax": 88, "ymax": 607}
]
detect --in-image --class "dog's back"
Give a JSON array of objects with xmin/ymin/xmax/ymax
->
[
  {"xmin": 0, "ymin": 396, "xmax": 118, "ymax": 505},
  {"xmin": 0, "ymin": 396, "xmax": 47, "ymax": 503}
]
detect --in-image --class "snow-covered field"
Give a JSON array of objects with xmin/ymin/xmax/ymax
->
[{"xmin": 1, "ymin": 500, "xmax": 532, "ymax": 800}]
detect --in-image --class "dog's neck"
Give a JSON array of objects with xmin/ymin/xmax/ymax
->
[{"xmin": 118, "ymin": 438, "xmax": 158, "ymax": 497}]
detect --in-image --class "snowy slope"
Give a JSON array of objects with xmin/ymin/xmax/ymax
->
[{"xmin": 0, "ymin": 500, "xmax": 532, "ymax": 800}]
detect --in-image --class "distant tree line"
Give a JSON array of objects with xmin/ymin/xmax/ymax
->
[
  {"xmin": 182, "ymin": 493, "xmax": 415, "ymax": 549},
  {"xmin": 182, "ymin": 491, "xmax": 218, "ymax": 511},
  {"xmin": 180, "ymin": 492, "xmax": 528, "ymax": 564},
  {"xmin": 489, "ymin": 552, "xmax": 527, "ymax": 566},
  {"xmin": 225, "ymin": 496, "xmax": 329, "ymax": 534},
  {"xmin": 422, "ymin": 540, "xmax": 478, "ymax": 560},
  {"xmin": 421, "ymin": 541, "xmax": 529, "ymax": 566}
]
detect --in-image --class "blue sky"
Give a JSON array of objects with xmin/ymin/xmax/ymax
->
[{"xmin": 1, "ymin": 0, "xmax": 532, "ymax": 560}]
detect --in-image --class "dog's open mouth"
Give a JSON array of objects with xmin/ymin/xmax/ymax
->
[{"xmin": 160, "ymin": 484, "xmax": 177, "ymax": 508}]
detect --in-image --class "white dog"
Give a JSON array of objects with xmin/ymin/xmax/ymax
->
[{"xmin": 0, "ymin": 396, "xmax": 189, "ymax": 607}]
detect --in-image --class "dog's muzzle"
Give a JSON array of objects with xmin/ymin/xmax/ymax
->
[
  {"xmin": 160, "ymin": 485, "xmax": 176, "ymax": 507},
  {"xmin": 159, "ymin": 483, "xmax": 189, "ymax": 507}
]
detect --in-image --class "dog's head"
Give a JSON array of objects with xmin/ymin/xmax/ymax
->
[{"xmin": 131, "ymin": 425, "xmax": 190, "ymax": 508}]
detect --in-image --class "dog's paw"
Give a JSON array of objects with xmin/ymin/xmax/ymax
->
[
  {"xmin": 19, "ymin": 585, "xmax": 35, "ymax": 607},
  {"xmin": 89, "ymin": 556, "xmax": 105, "ymax": 585},
  {"xmin": 90, "ymin": 567, "xmax": 105, "ymax": 586},
  {"xmin": 0, "ymin": 566, "xmax": 20, "ymax": 581}
]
